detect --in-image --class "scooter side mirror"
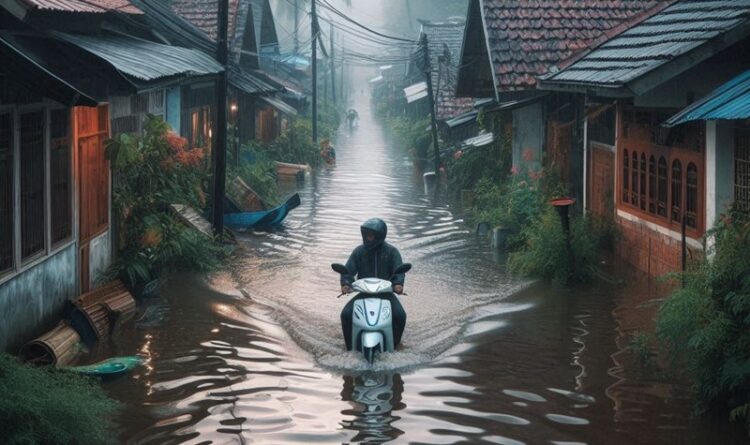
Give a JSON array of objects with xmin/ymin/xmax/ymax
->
[
  {"xmin": 393, "ymin": 263, "xmax": 412, "ymax": 275},
  {"xmin": 331, "ymin": 263, "xmax": 350, "ymax": 275}
]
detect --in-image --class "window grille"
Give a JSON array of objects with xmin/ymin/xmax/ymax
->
[
  {"xmin": 648, "ymin": 156, "xmax": 656, "ymax": 214},
  {"xmin": 687, "ymin": 163, "xmax": 698, "ymax": 228},
  {"xmin": 50, "ymin": 109, "xmax": 72, "ymax": 245},
  {"xmin": 657, "ymin": 157, "xmax": 668, "ymax": 217},
  {"xmin": 735, "ymin": 125, "xmax": 750, "ymax": 212},
  {"xmin": 631, "ymin": 150, "xmax": 639, "ymax": 207},
  {"xmin": 20, "ymin": 111, "xmax": 45, "ymax": 259},
  {"xmin": 0, "ymin": 113, "xmax": 12, "ymax": 272},
  {"xmin": 671, "ymin": 160, "xmax": 682, "ymax": 223},
  {"xmin": 623, "ymin": 150, "xmax": 629, "ymax": 203}
]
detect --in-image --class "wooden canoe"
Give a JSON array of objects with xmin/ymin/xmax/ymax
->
[
  {"xmin": 275, "ymin": 161, "xmax": 311, "ymax": 176},
  {"xmin": 224, "ymin": 193, "xmax": 300, "ymax": 228}
]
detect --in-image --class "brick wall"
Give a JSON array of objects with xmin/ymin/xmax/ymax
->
[{"xmin": 615, "ymin": 216, "xmax": 702, "ymax": 277}]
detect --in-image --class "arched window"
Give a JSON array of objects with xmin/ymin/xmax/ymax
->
[
  {"xmin": 648, "ymin": 155, "xmax": 656, "ymax": 214},
  {"xmin": 657, "ymin": 157, "xmax": 668, "ymax": 217},
  {"xmin": 632, "ymin": 151, "xmax": 639, "ymax": 207},
  {"xmin": 671, "ymin": 160, "xmax": 682, "ymax": 222},
  {"xmin": 640, "ymin": 153, "xmax": 647, "ymax": 211},
  {"xmin": 687, "ymin": 163, "xmax": 698, "ymax": 228},
  {"xmin": 623, "ymin": 150, "xmax": 629, "ymax": 203}
]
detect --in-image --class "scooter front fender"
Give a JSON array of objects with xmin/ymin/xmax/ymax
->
[{"xmin": 361, "ymin": 332, "xmax": 384, "ymax": 350}]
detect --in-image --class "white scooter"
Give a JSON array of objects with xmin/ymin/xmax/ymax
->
[{"xmin": 331, "ymin": 263, "xmax": 412, "ymax": 364}]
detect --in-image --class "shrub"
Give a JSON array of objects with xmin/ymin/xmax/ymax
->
[
  {"xmin": 231, "ymin": 142, "xmax": 279, "ymax": 206},
  {"xmin": 105, "ymin": 115, "xmax": 229, "ymax": 289},
  {"xmin": 0, "ymin": 354, "xmax": 120, "ymax": 445},
  {"xmin": 656, "ymin": 209, "xmax": 750, "ymax": 427},
  {"xmin": 508, "ymin": 206, "xmax": 600, "ymax": 283}
]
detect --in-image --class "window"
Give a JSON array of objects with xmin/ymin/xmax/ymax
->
[
  {"xmin": 631, "ymin": 151, "xmax": 639, "ymax": 208},
  {"xmin": 671, "ymin": 160, "xmax": 682, "ymax": 223},
  {"xmin": 640, "ymin": 153, "xmax": 647, "ymax": 211},
  {"xmin": 50, "ymin": 109, "xmax": 72, "ymax": 245},
  {"xmin": 687, "ymin": 163, "xmax": 698, "ymax": 228},
  {"xmin": 617, "ymin": 106, "xmax": 704, "ymax": 233},
  {"xmin": 735, "ymin": 124, "xmax": 750, "ymax": 212},
  {"xmin": 20, "ymin": 111, "xmax": 45, "ymax": 260},
  {"xmin": 0, "ymin": 113, "xmax": 12, "ymax": 273},
  {"xmin": 648, "ymin": 156, "xmax": 656, "ymax": 214},
  {"xmin": 657, "ymin": 157, "xmax": 668, "ymax": 217},
  {"xmin": 623, "ymin": 150, "xmax": 629, "ymax": 203}
]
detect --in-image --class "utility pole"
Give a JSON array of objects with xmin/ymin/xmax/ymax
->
[
  {"xmin": 293, "ymin": 0, "xmax": 299, "ymax": 54},
  {"xmin": 212, "ymin": 0, "xmax": 229, "ymax": 235},
  {"xmin": 420, "ymin": 33, "xmax": 440, "ymax": 190},
  {"xmin": 311, "ymin": 0, "xmax": 318, "ymax": 142},
  {"xmin": 330, "ymin": 23, "xmax": 336, "ymax": 104}
]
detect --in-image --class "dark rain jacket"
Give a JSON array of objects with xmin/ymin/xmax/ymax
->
[{"xmin": 341, "ymin": 241, "xmax": 405, "ymax": 287}]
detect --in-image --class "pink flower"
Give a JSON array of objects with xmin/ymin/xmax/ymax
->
[
  {"xmin": 522, "ymin": 148, "xmax": 536, "ymax": 162},
  {"xmin": 529, "ymin": 170, "xmax": 543, "ymax": 181},
  {"xmin": 511, "ymin": 166, "xmax": 520, "ymax": 175}
]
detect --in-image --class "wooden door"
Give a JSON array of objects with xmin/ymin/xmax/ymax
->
[
  {"xmin": 589, "ymin": 144, "xmax": 615, "ymax": 218},
  {"xmin": 75, "ymin": 105, "xmax": 109, "ymax": 293}
]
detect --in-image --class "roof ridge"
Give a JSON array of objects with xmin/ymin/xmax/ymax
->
[{"xmin": 552, "ymin": 0, "xmax": 679, "ymax": 74}]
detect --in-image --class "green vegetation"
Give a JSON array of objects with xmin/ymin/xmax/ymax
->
[
  {"xmin": 656, "ymin": 209, "xmax": 750, "ymax": 428},
  {"xmin": 105, "ymin": 116, "xmax": 229, "ymax": 289},
  {"xmin": 0, "ymin": 353, "xmax": 120, "ymax": 445},
  {"xmin": 230, "ymin": 141, "xmax": 279, "ymax": 206}
]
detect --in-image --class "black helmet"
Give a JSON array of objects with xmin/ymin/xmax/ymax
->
[{"xmin": 360, "ymin": 218, "xmax": 387, "ymax": 250}]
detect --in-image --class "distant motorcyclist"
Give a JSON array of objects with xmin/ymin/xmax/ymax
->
[
  {"xmin": 346, "ymin": 109, "xmax": 359, "ymax": 130},
  {"xmin": 340, "ymin": 218, "xmax": 406, "ymax": 350}
]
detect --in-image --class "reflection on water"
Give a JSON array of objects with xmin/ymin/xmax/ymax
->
[{"xmin": 93, "ymin": 69, "xmax": 747, "ymax": 444}]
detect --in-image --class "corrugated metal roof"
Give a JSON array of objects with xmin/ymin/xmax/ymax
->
[
  {"xmin": 23, "ymin": 0, "xmax": 142, "ymax": 14},
  {"xmin": 404, "ymin": 81, "xmax": 428, "ymax": 103},
  {"xmin": 54, "ymin": 32, "xmax": 223, "ymax": 81},
  {"xmin": 541, "ymin": 0, "xmax": 750, "ymax": 90},
  {"xmin": 260, "ymin": 95, "xmax": 297, "ymax": 116},
  {"xmin": 665, "ymin": 69, "xmax": 750, "ymax": 126},
  {"xmin": 228, "ymin": 65, "xmax": 279, "ymax": 95},
  {"xmin": 0, "ymin": 33, "xmax": 97, "ymax": 106}
]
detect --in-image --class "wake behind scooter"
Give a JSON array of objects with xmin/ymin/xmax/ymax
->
[{"xmin": 331, "ymin": 263, "xmax": 412, "ymax": 364}]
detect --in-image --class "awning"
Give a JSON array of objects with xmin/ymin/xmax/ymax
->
[
  {"xmin": 369, "ymin": 75, "xmax": 384, "ymax": 84},
  {"xmin": 0, "ymin": 33, "xmax": 97, "ymax": 106},
  {"xmin": 445, "ymin": 110, "xmax": 478, "ymax": 128},
  {"xmin": 53, "ymin": 32, "xmax": 223, "ymax": 82},
  {"xmin": 664, "ymin": 69, "xmax": 750, "ymax": 127},
  {"xmin": 404, "ymin": 81, "xmax": 428, "ymax": 103},
  {"xmin": 260, "ymin": 96, "xmax": 298, "ymax": 117},
  {"xmin": 484, "ymin": 95, "xmax": 547, "ymax": 113},
  {"xmin": 462, "ymin": 132, "xmax": 494, "ymax": 148}
]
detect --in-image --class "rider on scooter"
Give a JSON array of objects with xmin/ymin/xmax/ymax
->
[{"xmin": 340, "ymin": 218, "xmax": 407, "ymax": 350}]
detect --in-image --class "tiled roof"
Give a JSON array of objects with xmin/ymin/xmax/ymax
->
[
  {"xmin": 540, "ymin": 0, "xmax": 750, "ymax": 93},
  {"xmin": 22, "ymin": 0, "xmax": 142, "ymax": 14},
  {"xmin": 420, "ymin": 19, "xmax": 475, "ymax": 120},
  {"xmin": 170, "ymin": 0, "xmax": 240, "ymax": 41},
  {"xmin": 480, "ymin": 0, "xmax": 663, "ymax": 90}
]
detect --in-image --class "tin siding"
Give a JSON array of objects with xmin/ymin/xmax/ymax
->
[{"xmin": 0, "ymin": 243, "xmax": 76, "ymax": 352}]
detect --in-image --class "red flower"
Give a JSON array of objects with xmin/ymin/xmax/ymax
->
[{"xmin": 522, "ymin": 148, "xmax": 536, "ymax": 162}]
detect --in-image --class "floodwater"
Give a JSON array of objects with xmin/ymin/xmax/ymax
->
[{"xmin": 99, "ymin": 76, "xmax": 746, "ymax": 444}]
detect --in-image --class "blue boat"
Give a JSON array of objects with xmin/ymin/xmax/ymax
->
[
  {"xmin": 67, "ymin": 356, "xmax": 145, "ymax": 378},
  {"xmin": 224, "ymin": 193, "xmax": 301, "ymax": 228}
]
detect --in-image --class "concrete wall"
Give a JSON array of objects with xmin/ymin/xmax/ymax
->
[
  {"xmin": 89, "ymin": 230, "xmax": 111, "ymax": 288},
  {"xmin": 0, "ymin": 244, "xmax": 77, "ymax": 352},
  {"xmin": 706, "ymin": 120, "xmax": 735, "ymax": 231},
  {"xmin": 512, "ymin": 102, "xmax": 544, "ymax": 170}
]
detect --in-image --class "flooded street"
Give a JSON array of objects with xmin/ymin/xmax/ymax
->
[{"xmin": 100, "ymin": 83, "xmax": 745, "ymax": 445}]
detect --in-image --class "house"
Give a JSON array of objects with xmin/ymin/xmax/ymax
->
[
  {"xmin": 537, "ymin": 0, "xmax": 750, "ymax": 276},
  {"xmin": 455, "ymin": 0, "xmax": 664, "ymax": 199},
  {"xmin": 171, "ymin": 0, "xmax": 294, "ymax": 146},
  {"xmin": 0, "ymin": 0, "xmax": 229, "ymax": 351}
]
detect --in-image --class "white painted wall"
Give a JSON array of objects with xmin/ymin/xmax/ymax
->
[{"xmin": 705, "ymin": 120, "xmax": 735, "ymax": 232}]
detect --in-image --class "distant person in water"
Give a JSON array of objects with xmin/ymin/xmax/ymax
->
[
  {"xmin": 320, "ymin": 138, "xmax": 336, "ymax": 166},
  {"xmin": 346, "ymin": 109, "xmax": 359, "ymax": 130}
]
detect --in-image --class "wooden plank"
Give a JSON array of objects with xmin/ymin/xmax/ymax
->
[
  {"xmin": 170, "ymin": 204, "xmax": 213, "ymax": 238},
  {"xmin": 275, "ymin": 161, "xmax": 311, "ymax": 176},
  {"xmin": 227, "ymin": 176, "xmax": 265, "ymax": 212}
]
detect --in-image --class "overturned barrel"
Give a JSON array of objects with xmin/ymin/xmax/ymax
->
[
  {"xmin": 70, "ymin": 280, "xmax": 136, "ymax": 345},
  {"xmin": 20, "ymin": 321, "xmax": 81, "ymax": 367}
]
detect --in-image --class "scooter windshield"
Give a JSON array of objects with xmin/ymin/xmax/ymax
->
[{"xmin": 352, "ymin": 278, "xmax": 393, "ymax": 294}]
